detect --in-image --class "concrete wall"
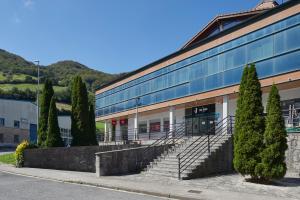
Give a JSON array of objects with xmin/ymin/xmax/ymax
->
[
  {"xmin": 0, "ymin": 99, "xmax": 37, "ymax": 130},
  {"xmin": 96, "ymin": 145, "xmax": 170, "ymax": 176},
  {"xmin": 286, "ymin": 133, "xmax": 300, "ymax": 173},
  {"xmin": 187, "ymin": 135, "xmax": 233, "ymax": 179},
  {"xmin": 24, "ymin": 144, "xmax": 140, "ymax": 172}
]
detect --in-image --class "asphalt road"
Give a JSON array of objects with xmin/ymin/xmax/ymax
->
[{"xmin": 0, "ymin": 172, "xmax": 168, "ymax": 200}]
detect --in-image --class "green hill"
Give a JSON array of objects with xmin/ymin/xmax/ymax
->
[{"xmin": 0, "ymin": 49, "xmax": 123, "ymax": 102}]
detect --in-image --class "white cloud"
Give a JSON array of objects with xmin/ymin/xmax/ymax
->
[{"xmin": 23, "ymin": 0, "xmax": 34, "ymax": 8}]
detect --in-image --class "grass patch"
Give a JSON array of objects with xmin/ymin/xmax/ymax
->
[
  {"xmin": 0, "ymin": 153, "xmax": 15, "ymax": 165},
  {"xmin": 96, "ymin": 122, "xmax": 104, "ymax": 132},
  {"xmin": 56, "ymin": 102, "xmax": 71, "ymax": 111}
]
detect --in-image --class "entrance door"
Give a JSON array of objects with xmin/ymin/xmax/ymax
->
[{"xmin": 29, "ymin": 124, "xmax": 37, "ymax": 143}]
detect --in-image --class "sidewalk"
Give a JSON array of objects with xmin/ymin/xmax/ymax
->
[{"xmin": 0, "ymin": 163, "xmax": 299, "ymax": 200}]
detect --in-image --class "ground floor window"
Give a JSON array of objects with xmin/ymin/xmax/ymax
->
[
  {"xmin": 150, "ymin": 119, "xmax": 161, "ymax": 133},
  {"xmin": 281, "ymin": 98, "xmax": 300, "ymax": 133},
  {"xmin": 0, "ymin": 134, "xmax": 3, "ymax": 143},
  {"xmin": 163, "ymin": 118, "xmax": 169, "ymax": 132},
  {"xmin": 14, "ymin": 135, "xmax": 19, "ymax": 144},
  {"xmin": 0, "ymin": 118, "xmax": 5, "ymax": 127},
  {"xmin": 138, "ymin": 121, "xmax": 147, "ymax": 134}
]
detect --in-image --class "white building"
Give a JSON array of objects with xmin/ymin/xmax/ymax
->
[{"xmin": 0, "ymin": 98, "xmax": 72, "ymax": 147}]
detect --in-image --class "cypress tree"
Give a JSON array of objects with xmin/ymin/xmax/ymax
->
[
  {"xmin": 38, "ymin": 79, "xmax": 54, "ymax": 146},
  {"xmin": 256, "ymin": 84, "xmax": 287, "ymax": 180},
  {"xmin": 46, "ymin": 97, "xmax": 64, "ymax": 147},
  {"xmin": 71, "ymin": 76, "xmax": 90, "ymax": 146},
  {"xmin": 233, "ymin": 64, "xmax": 265, "ymax": 179},
  {"xmin": 88, "ymin": 104, "xmax": 98, "ymax": 145},
  {"xmin": 233, "ymin": 65, "xmax": 249, "ymax": 172}
]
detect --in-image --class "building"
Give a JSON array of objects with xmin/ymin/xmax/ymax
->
[
  {"xmin": 0, "ymin": 98, "xmax": 37, "ymax": 147},
  {"xmin": 95, "ymin": 0, "xmax": 300, "ymax": 142},
  {"xmin": 0, "ymin": 98, "xmax": 72, "ymax": 147},
  {"xmin": 58, "ymin": 115, "xmax": 72, "ymax": 146}
]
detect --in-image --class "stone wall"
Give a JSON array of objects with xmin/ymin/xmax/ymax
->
[
  {"xmin": 24, "ymin": 144, "xmax": 140, "ymax": 172},
  {"xmin": 286, "ymin": 133, "xmax": 300, "ymax": 173},
  {"xmin": 96, "ymin": 145, "xmax": 170, "ymax": 176}
]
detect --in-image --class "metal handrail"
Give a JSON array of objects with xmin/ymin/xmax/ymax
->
[
  {"xmin": 177, "ymin": 116, "xmax": 234, "ymax": 179},
  {"xmin": 139, "ymin": 122, "xmax": 187, "ymax": 168}
]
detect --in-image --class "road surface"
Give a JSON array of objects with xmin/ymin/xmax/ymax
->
[{"xmin": 0, "ymin": 172, "xmax": 169, "ymax": 200}]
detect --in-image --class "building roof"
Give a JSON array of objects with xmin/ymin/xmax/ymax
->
[
  {"xmin": 96, "ymin": 0, "xmax": 296, "ymax": 92},
  {"xmin": 181, "ymin": 0, "xmax": 279, "ymax": 49}
]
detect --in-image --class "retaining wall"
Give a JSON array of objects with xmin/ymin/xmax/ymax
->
[
  {"xmin": 96, "ymin": 145, "xmax": 170, "ymax": 176},
  {"xmin": 24, "ymin": 144, "xmax": 140, "ymax": 172}
]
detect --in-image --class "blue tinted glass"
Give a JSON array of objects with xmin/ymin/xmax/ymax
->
[
  {"xmin": 97, "ymin": 14, "xmax": 300, "ymax": 116},
  {"xmin": 247, "ymin": 36, "xmax": 273, "ymax": 63},
  {"xmin": 223, "ymin": 66, "xmax": 243, "ymax": 86},
  {"xmin": 274, "ymin": 51, "xmax": 300, "ymax": 74},
  {"xmin": 256, "ymin": 59, "xmax": 274, "ymax": 78}
]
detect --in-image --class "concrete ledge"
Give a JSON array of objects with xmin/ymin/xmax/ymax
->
[
  {"xmin": 24, "ymin": 144, "xmax": 140, "ymax": 172},
  {"xmin": 96, "ymin": 145, "xmax": 171, "ymax": 176}
]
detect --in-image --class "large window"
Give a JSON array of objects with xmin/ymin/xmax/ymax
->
[
  {"xmin": 0, "ymin": 118, "xmax": 4, "ymax": 127},
  {"xmin": 150, "ymin": 119, "xmax": 161, "ymax": 133},
  {"xmin": 96, "ymin": 14, "xmax": 300, "ymax": 117}
]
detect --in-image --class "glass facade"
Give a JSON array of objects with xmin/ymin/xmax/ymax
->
[{"xmin": 96, "ymin": 14, "xmax": 300, "ymax": 117}]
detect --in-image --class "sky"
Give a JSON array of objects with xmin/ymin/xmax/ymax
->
[{"xmin": 0, "ymin": 0, "xmax": 270, "ymax": 74}]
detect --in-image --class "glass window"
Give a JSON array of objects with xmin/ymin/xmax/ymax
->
[
  {"xmin": 275, "ymin": 25, "xmax": 300, "ymax": 55},
  {"xmin": 14, "ymin": 135, "xmax": 19, "ymax": 144},
  {"xmin": 189, "ymin": 78, "xmax": 205, "ymax": 94},
  {"xmin": 138, "ymin": 121, "xmax": 147, "ymax": 134},
  {"xmin": 274, "ymin": 51, "xmax": 300, "ymax": 75},
  {"xmin": 150, "ymin": 119, "xmax": 161, "ymax": 133},
  {"xmin": 220, "ymin": 46, "xmax": 246, "ymax": 70},
  {"xmin": 0, "ymin": 118, "xmax": 4, "ymax": 127},
  {"xmin": 207, "ymin": 56, "xmax": 219, "ymax": 75},
  {"xmin": 0, "ymin": 134, "xmax": 3, "ymax": 143},
  {"xmin": 205, "ymin": 73, "xmax": 223, "ymax": 90},
  {"xmin": 14, "ymin": 120, "xmax": 20, "ymax": 128},
  {"xmin": 256, "ymin": 59, "xmax": 274, "ymax": 78},
  {"xmin": 223, "ymin": 66, "xmax": 243, "ymax": 86},
  {"xmin": 247, "ymin": 36, "xmax": 273, "ymax": 63}
]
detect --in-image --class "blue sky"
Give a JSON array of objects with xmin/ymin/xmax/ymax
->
[{"xmin": 0, "ymin": 0, "xmax": 265, "ymax": 74}]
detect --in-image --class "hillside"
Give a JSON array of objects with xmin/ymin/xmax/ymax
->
[
  {"xmin": 0, "ymin": 49, "xmax": 123, "ymax": 102},
  {"xmin": 0, "ymin": 49, "xmax": 120, "ymax": 90}
]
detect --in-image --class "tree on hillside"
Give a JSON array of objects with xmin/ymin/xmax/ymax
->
[
  {"xmin": 46, "ymin": 97, "xmax": 64, "ymax": 147},
  {"xmin": 71, "ymin": 76, "xmax": 90, "ymax": 146},
  {"xmin": 38, "ymin": 79, "xmax": 54, "ymax": 146},
  {"xmin": 256, "ymin": 84, "xmax": 288, "ymax": 180},
  {"xmin": 88, "ymin": 104, "xmax": 98, "ymax": 145},
  {"xmin": 233, "ymin": 64, "xmax": 265, "ymax": 180}
]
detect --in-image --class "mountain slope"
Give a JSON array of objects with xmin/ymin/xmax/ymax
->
[{"xmin": 0, "ymin": 49, "xmax": 121, "ymax": 91}]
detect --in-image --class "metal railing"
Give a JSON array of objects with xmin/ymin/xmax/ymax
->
[
  {"xmin": 177, "ymin": 116, "xmax": 235, "ymax": 179},
  {"xmin": 138, "ymin": 122, "xmax": 188, "ymax": 168}
]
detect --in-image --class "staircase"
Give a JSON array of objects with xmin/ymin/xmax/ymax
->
[{"xmin": 143, "ymin": 116, "xmax": 234, "ymax": 180}]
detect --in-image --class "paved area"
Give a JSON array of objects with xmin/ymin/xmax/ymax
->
[
  {"xmin": 0, "ymin": 172, "xmax": 166, "ymax": 200},
  {"xmin": 0, "ymin": 164, "xmax": 299, "ymax": 200}
]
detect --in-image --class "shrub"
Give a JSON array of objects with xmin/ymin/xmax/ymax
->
[
  {"xmin": 15, "ymin": 140, "xmax": 30, "ymax": 167},
  {"xmin": 15, "ymin": 140, "xmax": 37, "ymax": 167}
]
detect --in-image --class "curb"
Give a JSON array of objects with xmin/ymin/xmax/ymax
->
[{"xmin": 0, "ymin": 169, "xmax": 203, "ymax": 200}]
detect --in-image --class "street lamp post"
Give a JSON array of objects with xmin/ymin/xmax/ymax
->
[
  {"xmin": 34, "ymin": 60, "xmax": 40, "ymax": 144},
  {"xmin": 135, "ymin": 97, "xmax": 140, "ymax": 141}
]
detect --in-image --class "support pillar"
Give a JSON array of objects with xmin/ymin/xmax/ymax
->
[
  {"xmin": 169, "ymin": 106, "xmax": 175, "ymax": 138},
  {"xmin": 134, "ymin": 114, "xmax": 138, "ymax": 140},
  {"xmin": 104, "ymin": 120, "xmax": 108, "ymax": 142},
  {"xmin": 222, "ymin": 95, "xmax": 229, "ymax": 132}
]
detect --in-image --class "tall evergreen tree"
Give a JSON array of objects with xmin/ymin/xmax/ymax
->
[
  {"xmin": 38, "ymin": 79, "xmax": 54, "ymax": 146},
  {"xmin": 88, "ymin": 104, "xmax": 98, "ymax": 145},
  {"xmin": 46, "ymin": 97, "xmax": 64, "ymax": 147},
  {"xmin": 256, "ymin": 84, "xmax": 288, "ymax": 180},
  {"xmin": 233, "ymin": 64, "xmax": 265, "ymax": 179},
  {"xmin": 71, "ymin": 76, "xmax": 90, "ymax": 146}
]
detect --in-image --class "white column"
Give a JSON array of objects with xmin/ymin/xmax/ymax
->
[
  {"xmin": 104, "ymin": 120, "xmax": 108, "ymax": 142},
  {"xmin": 134, "ymin": 114, "xmax": 138, "ymax": 140},
  {"xmin": 223, "ymin": 95, "xmax": 229, "ymax": 131},
  {"xmin": 169, "ymin": 106, "xmax": 175, "ymax": 138},
  {"xmin": 108, "ymin": 122, "xmax": 112, "ymax": 142}
]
